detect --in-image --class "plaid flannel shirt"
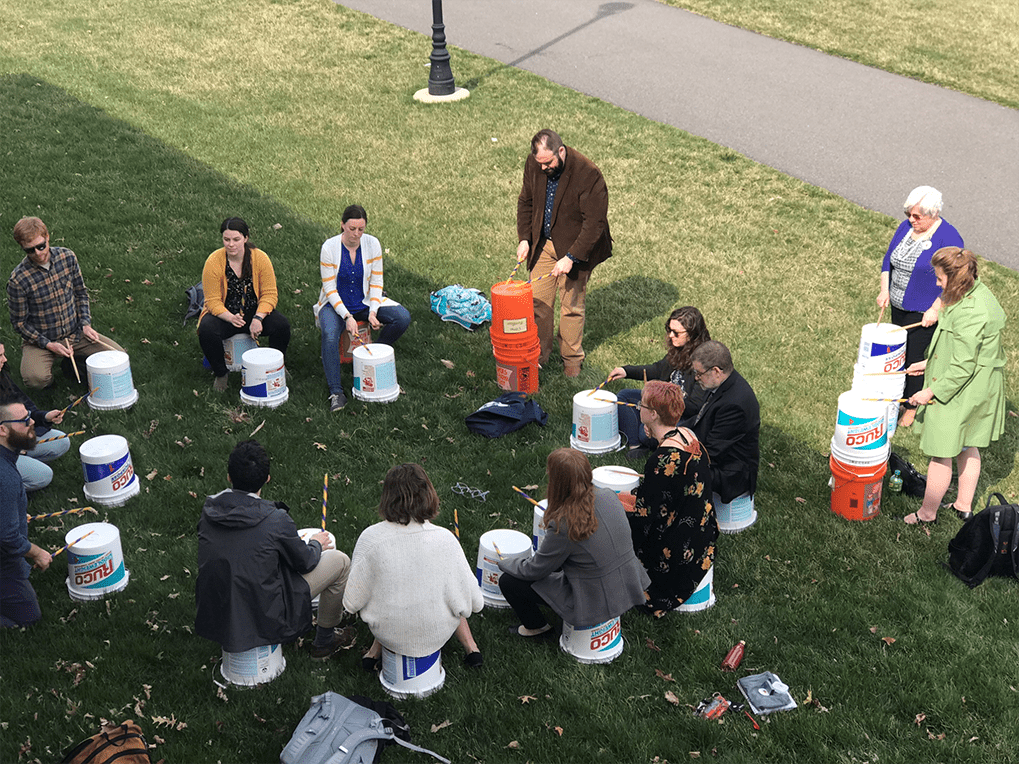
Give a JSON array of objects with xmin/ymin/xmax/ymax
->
[{"xmin": 7, "ymin": 247, "xmax": 92, "ymax": 348}]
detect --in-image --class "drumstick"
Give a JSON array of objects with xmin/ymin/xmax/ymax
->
[
  {"xmin": 453, "ymin": 508, "xmax": 460, "ymax": 540},
  {"xmin": 615, "ymin": 400, "xmax": 639, "ymax": 408},
  {"xmin": 95, "ymin": 338, "xmax": 120, "ymax": 351},
  {"xmin": 27, "ymin": 507, "xmax": 97, "ymax": 521},
  {"xmin": 507, "ymin": 258, "xmax": 524, "ymax": 281},
  {"xmin": 605, "ymin": 468, "xmax": 637, "ymax": 476},
  {"xmin": 491, "ymin": 541, "xmax": 505, "ymax": 560},
  {"xmin": 511, "ymin": 485, "xmax": 541, "ymax": 507},
  {"xmin": 899, "ymin": 321, "xmax": 923, "ymax": 330},
  {"xmin": 322, "ymin": 473, "xmax": 328, "ymax": 531},
  {"xmin": 588, "ymin": 375, "xmax": 612, "ymax": 396},
  {"xmin": 861, "ymin": 397, "xmax": 908, "ymax": 402},
  {"xmin": 51, "ymin": 530, "xmax": 95, "ymax": 559},
  {"xmin": 60, "ymin": 389, "xmax": 97, "ymax": 416},
  {"xmin": 65, "ymin": 339, "xmax": 81, "ymax": 383},
  {"xmin": 876, "ymin": 304, "xmax": 886, "ymax": 328},
  {"xmin": 351, "ymin": 331, "xmax": 373, "ymax": 355},
  {"xmin": 35, "ymin": 430, "xmax": 85, "ymax": 445}
]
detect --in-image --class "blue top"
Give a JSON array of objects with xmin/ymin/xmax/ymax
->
[
  {"xmin": 881, "ymin": 218, "xmax": 964, "ymax": 312},
  {"xmin": 1, "ymin": 444, "xmax": 31, "ymax": 580},
  {"xmin": 335, "ymin": 246, "xmax": 365, "ymax": 313}
]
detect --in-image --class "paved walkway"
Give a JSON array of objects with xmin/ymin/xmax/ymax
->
[{"xmin": 339, "ymin": 0, "xmax": 1018, "ymax": 270}]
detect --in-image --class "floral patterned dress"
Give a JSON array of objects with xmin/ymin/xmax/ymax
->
[{"xmin": 627, "ymin": 428, "xmax": 718, "ymax": 617}]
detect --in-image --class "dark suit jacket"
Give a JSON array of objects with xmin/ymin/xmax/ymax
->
[
  {"xmin": 516, "ymin": 146, "xmax": 612, "ymax": 272},
  {"xmin": 692, "ymin": 369, "xmax": 761, "ymax": 504}
]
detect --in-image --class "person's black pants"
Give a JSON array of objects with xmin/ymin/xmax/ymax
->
[
  {"xmin": 198, "ymin": 311, "xmax": 291, "ymax": 377},
  {"xmin": 891, "ymin": 306, "xmax": 935, "ymax": 409},
  {"xmin": 498, "ymin": 572, "xmax": 551, "ymax": 629}
]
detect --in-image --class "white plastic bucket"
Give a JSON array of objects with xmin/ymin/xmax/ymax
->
[
  {"xmin": 64, "ymin": 522, "xmax": 130, "ymax": 600},
  {"xmin": 570, "ymin": 390, "xmax": 621, "ymax": 455},
  {"xmin": 560, "ymin": 617, "xmax": 624, "ymax": 664},
  {"xmin": 531, "ymin": 500, "xmax": 547, "ymax": 551},
  {"xmin": 832, "ymin": 391, "xmax": 889, "ymax": 466},
  {"xmin": 86, "ymin": 351, "xmax": 138, "ymax": 410},
  {"xmin": 223, "ymin": 334, "xmax": 258, "ymax": 372},
  {"xmin": 80, "ymin": 435, "xmax": 139, "ymax": 507},
  {"xmin": 675, "ymin": 566, "xmax": 716, "ymax": 612},
  {"xmin": 476, "ymin": 529, "xmax": 532, "ymax": 608},
  {"xmin": 352, "ymin": 344, "xmax": 400, "ymax": 403},
  {"xmin": 857, "ymin": 323, "xmax": 907, "ymax": 373},
  {"xmin": 714, "ymin": 492, "xmax": 757, "ymax": 534},
  {"xmin": 298, "ymin": 528, "xmax": 336, "ymax": 608},
  {"xmin": 240, "ymin": 348, "xmax": 288, "ymax": 408},
  {"xmin": 219, "ymin": 644, "xmax": 286, "ymax": 687},
  {"xmin": 851, "ymin": 364, "xmax": 906, "ymax": 440},
  {"xmin": 379, "ymin": 646, "xmax": 444, "ymax": 699},
  {"xmin": 592, "ymin": 466, "xmax": 640, "ymax": 494}
]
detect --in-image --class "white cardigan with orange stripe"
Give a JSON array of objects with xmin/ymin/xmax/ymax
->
[{"xmin": 314, "ymin": 233, "xmax": 384, "ymax": 321}]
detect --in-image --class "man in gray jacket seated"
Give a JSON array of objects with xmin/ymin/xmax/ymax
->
[{"xmin": 195, "ymin": 440, "xmax": 354, "ymax": 660}]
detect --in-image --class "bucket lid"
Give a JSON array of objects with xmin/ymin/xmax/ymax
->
[
  {"xmin": 86, "ymin": 350, "xmax": 129, "ymax": 370},
  {"xmin": 79, "ymin": 434, "xmax": 129, "ymax": 458}
]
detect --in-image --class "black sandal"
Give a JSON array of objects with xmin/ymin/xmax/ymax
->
[
  {"xmin": 903, "ymin": 512, "xmax": 938, "ymax": 526},
  {"xmin": 361, "ymin": 655, "xmax": 382, "ymax": 672}
]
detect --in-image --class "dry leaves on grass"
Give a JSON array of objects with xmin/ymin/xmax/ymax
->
[
  {"xmin": 518, "ymin": 695, "xmax": 537, "ymax": 704},
  {"xmin": 794, "ymin": 497, "xmax": 807, "ymax": 503},
  {"xmin": 506, "ymin": 741, "xmax": 520, "ymax": 749},
  {"xmin": 882, "ymin": 637, "xmax": 896, "ymax": 646},
  {"xmin": 664, "ymin": 691, "xmax": 680, "ymax": 706},
  {"xmin": 430, "ymin": 720, "xmax": 451, "ymax": 733},
  {"xmin": 926, "ymin": 729, "xmax": 946, "ymax": 741},
  {"xmin": 250, "ymin": 420, "xmax": 265, "ymax": 437},
  {"xmin": 151, "ymin": 715, "xmax": 187, "ymax": 731},
  {"xmin": 544, "ymin": 722, "xmax": 564, "ymax": 737},
  {"xmin": 655, "ymin": 669, "xmax": 675, "ymax": 683},
  {"xmin": 440, "ymin": 359, "xmax": 455, "ymax": 369},
  {"xmin": 646, "ymin": 637, "xmax": 661, "ymax": 652},
  {"xmin": 146, "ymin": 469, "xmax": 158, "ymax": 481},
  {"xmin": 314, "ymin": 442, "xmax": 327, "ymax": 451},
  {"xmin": 227, "ymin": 409, "xmax": 251, "ymax": 424},
  {"xmin": 914, "ymin": 712, "xmax": 926, "ymax": 726},
  {"xmin": 802, "ymin": 690, "xmax": 829, "ymax": 712}
]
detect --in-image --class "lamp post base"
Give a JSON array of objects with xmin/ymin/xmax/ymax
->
[{"xmin": 413, "ymin": 87, "xmax": 471, "ymax": 104}]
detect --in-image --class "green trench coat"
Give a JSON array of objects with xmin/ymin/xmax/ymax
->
[{"xmin": 916, "ymin": 279, "xmax": 1006, "ymax": 459}]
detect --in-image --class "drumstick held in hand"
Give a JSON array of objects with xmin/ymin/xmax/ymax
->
[{"xmin": 65, "ymin": 339, "xmax": 81, "ymax": 383}]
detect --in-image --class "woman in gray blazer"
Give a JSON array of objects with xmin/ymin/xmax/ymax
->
[{"xmin": 499, "ymin": 448, "xmax": 651, "ymax": 637}]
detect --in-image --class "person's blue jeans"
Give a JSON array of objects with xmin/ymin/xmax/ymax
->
[
  {"xmin": 18, "ymin": 427, "xmax": 70, "ymax": 492},
  {"xmin": 617, "ymin": 388, "xmax": 653, "ymax": 449},
  {"xmin": 319, "ymin": 304, "xmax": 412, "ymax": 395}
]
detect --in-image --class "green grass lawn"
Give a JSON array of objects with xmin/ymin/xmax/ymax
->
[
  {"xmin": 1, "ymin": 1, "xmax": 1018, "ymax": 762},
  {"xmin": 657, "ymin": 0, "xmax": 1019, "ymax": 108}
]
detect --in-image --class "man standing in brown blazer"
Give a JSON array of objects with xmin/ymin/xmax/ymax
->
[{"xmin": 516, "ymin": 130, "xmax": 612, "ymax": 377}]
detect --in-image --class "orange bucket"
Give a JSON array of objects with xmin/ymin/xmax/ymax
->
[
  {"xmin": 340, "ymin": 320, "xmax": 372, "ymax": 363},
  {"xmin": 829, "ymin": 454, "xmax": 885, "ymax": 521},
  {"xmin": 495, "ymin": 344, "xmax": 540, "ymax": 394},
  {"xmin": 490, "ymin": 281, "xmax": 537, "ymax": 341}
]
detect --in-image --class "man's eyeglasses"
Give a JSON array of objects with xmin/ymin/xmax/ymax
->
[
  {"xmin": 693, "ymin": 367, "xmax": 714, "ymax": 380},
  {"xmin": 22, "ymin": 242, "xmax": 47, "ymax": 255},
  {"xmin": 1, "ymin": 414, "xmax": 33, "ymax": 427}
]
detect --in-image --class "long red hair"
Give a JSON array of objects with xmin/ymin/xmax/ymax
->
[{"xmin": 542, "ymin": 448, "xmax": 598, "ymax": 542}]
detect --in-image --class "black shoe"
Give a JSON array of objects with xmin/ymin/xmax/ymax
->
[
  {"xmin": 464, "ymin": 651, "xmax": 483, "ymax": 668},
  {"xmin": 329, "ymin": 392, "xmax": 347, "ymax": 412},
  {"xmin": 361, "ymin": 655, "xmax": 382, "ymax": 672}
]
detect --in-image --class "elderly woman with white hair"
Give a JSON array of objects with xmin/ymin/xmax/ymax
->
[{"xmin": 877, "ymin": 186, "xmax": 963, "ymax": 427}]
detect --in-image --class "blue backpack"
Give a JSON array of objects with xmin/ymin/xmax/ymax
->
[{"xmin": 430, "ymin": 285, "xmax": 491, "ymax": 331}]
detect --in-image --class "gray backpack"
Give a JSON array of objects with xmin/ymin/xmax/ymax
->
[{"xmin": 281, "ymin": 691, "xmax": 450, "ymax": 764}]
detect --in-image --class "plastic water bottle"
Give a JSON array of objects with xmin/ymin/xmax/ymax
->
[{"xmin": 888, "ymin": 469, "xmax": 903, "ymax": 493}]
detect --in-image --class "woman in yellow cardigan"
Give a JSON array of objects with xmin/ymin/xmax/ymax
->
[
  {"xmin": 198, "ymin": 218, "xmax": 291, "ymax": 391},
  {"xmin": 903, "ymin": 247, "xmax": 1006, "ymax": 524}
]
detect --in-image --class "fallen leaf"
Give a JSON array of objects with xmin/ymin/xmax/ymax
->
[
  {"xmin": 430, "ymin": 720, "xmax": 452, "ymax": 732},
  {"xmin": 665, "ymin": 691, "xmax": 680, "ymax": 706},
  {"xmin": 794, "ymin": 497, "xmax": 806, "ymax": 503},
  {"xmin": 160, "ymin": 575, "xmax": 170, "ymax": 581},
  {"xmin": 142, "ymin": 279, "xmax": 153, "ymax": 285},
  {"xmin": 141, "ymin": 338, "xmax": 151, "ymax": 344},
  {"xmin": 1008, "ymin": 410, "xmax": 1017, "ymax": 418},
  {"xmin": 188, "ymin": 491, "xmax": 197, "ymax": 499},
  {"xmin": 523, "ymin": 484, "xmax": 539, "ymax": 491},
  {"xmin": 153, "ymin": 736, "xmax": 165, "ymax": 744},
  {"xmin": 163, "ymin": 474, "xmax": 172, "ymax": 481},
  {"xmin": 969, "ymin": 736, "xmax": 979, "ymax": 742},
  {"xmin": 146, "ymin": 469, "xmax": 158, "ymax": 481},
  {"xmin": 869, "ymin": 626, "xmax": 878, "ymax": 633},
  {"xmin": 466, "ymin": 370, "xmax": 476, "ymax": 377},
  {"xmin": 655, "ymin": 669, "xmax": 675, "ymax": 682},
  {"xmin": 440, "ymin": 359, "xmax": 455, "ymax": 369},
  {"xmin": 926, "ymin": 729, "xmax": 945, "ymax": 741},
  {"xmin": 914, "ymin": 713, "xmax": 926, "ymax": 726},
  {"xmin": 250, "ymin": 420, "xmax": 265, "ymax": 437},
  {"xmin": 645, "ymin": 637, "xmax": 661, "ymax": 652},
  {"xmin": 518, "ymin": 695, "xmax": 537, "ymax": 704},
  {"xmin": 314, "ymin": 442, "xmax": 327, "ymax": 451},
  {"xmin": 216, "ymin": 685, "xmax": 228, "ymax": 702},
  {"xmin": 506, "ymin": 741, "xmax": 520, "ymax": 749},
  {"xmin": 690, "ymin": 754, "xmax": 701, "ymax": 759},
  {"xmin": 253, "ymin": 712, "xmax": 266, "ymax": 723},
  {"xmin": 553, "ymin": 726, "xmax": 563, "ymax": 737}
]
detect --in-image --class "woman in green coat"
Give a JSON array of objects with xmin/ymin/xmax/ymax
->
[{"xmin": 902, "ymin": 247, "xmax": 1006, "ymax": 525}]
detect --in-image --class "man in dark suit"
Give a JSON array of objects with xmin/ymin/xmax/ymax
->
[
  {"xmin": 516, "ymin": 129, "xmax": 612, "ymax": 377},
  {"xmin": 690, "ymin": 341, "xmax": 760, "ymax": 504}
]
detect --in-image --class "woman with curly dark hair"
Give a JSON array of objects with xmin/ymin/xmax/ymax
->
[{"xmin": 609, "ymin": 306, "xmax": 711, "ymax": 458}]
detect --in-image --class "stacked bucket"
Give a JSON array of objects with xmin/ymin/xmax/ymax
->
[
  {"xmin": 829, "ymin": 323, "xmax": 907, "ymax": 521},
  {"xmin": 489, "ymin": 280, "xmax": 540, "ymax": 394}
]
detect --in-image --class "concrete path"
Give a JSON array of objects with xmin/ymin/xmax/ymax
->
[{"xmin": 338, "ymin": 0, "xmax": 1018, "ymax": 270}]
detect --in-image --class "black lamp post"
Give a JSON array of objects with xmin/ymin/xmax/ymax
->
[{"xmin": 427, "ymin": 0, "xmax": 456, "ymax": 96}]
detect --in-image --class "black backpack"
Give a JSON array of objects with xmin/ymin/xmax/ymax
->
[{"xmin": 945, "ymin": 493, "xmax": 1019, "ymax": 588}]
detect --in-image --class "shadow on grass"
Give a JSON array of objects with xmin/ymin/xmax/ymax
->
[{"xmin": 583, "ymin": 274, "xmax": 680, "ymax": 352}]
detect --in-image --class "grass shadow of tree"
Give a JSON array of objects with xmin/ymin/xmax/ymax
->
[{"xmin": 583, "ymin": 275, "xmax": 680, "ymax": 353}]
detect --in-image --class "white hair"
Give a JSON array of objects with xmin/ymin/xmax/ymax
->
[{"xmin": 903, "ymin": 186, "xmax": 943, "ymax": 218}]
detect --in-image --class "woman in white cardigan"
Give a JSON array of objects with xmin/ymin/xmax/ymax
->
[
  {"xmin": 314, "ymin": 204, "xmax": 412, "ymax": 411},
  {"xmin": 343, "ymin": 463, "xmax": 484, "ymax": 670}
]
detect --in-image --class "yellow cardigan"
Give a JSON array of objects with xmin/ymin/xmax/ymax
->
[{"xmin": 198, "ymin": 247, "xmax": 279, "ymax": 324}]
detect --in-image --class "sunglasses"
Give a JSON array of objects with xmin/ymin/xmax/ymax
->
[
  {"xmin": 1, "ymin": 414, "xmax": 33, "ymax": 427},
  {"xmin": 22, "ymin": 241, "xmax": 47, "ymax": 255}
]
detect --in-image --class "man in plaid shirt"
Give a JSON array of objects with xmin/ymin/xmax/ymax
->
[{"xmin": 8, "ymin": 217, "xmax": 123, "ymax": 388}]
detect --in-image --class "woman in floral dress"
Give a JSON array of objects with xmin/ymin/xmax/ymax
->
[{"xmin": 626, "ymin": 380, "xmax": 718, "ymax": 616}]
